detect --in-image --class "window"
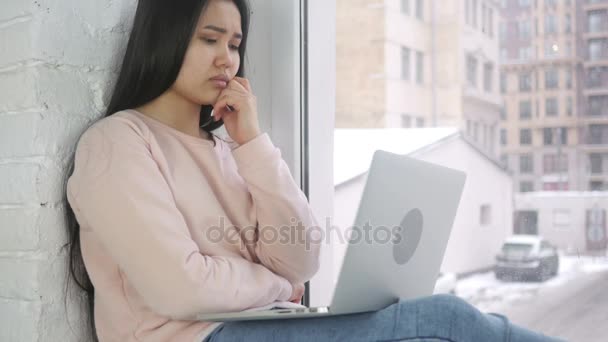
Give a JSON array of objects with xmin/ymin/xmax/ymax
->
[
  {"xmin": 564, "ymin": 14, "xmax": 571, "ymax": 33},
  {"xmin": 466, "ymin": 55, "xmax": 477, "ymax": 87},
  {"xmin": 500, "ymin": 72, "xmax": 507, "ymax": 93},
  {"xmin": 520, "ymin": 154, "xmax": 534, "ymax": 173},
  {"xmin": 589, "ymin": 10, "xmax": 604, "ymax": 33},
  {"xmin": 543, "ymin": 127, "xmax": 568, "ymax": 145},
  {"xmin": 401, "ymin": 0, "xmax": 410, "ymax": 15},
  {"xmin": 519, "ymin": 46, "xmax": 533, "ymax": 60},
  {"xmin": 415, "ymin": 0, "xmax": 423, "ymax": 20},
  {"xmin": 543, "ymin": 154, "xmax": 568, "ymax": 173},
  {"xmin": 589, "ymin": 96, "xmax": 608, "ymax": 116},
  {"xmin": 590, "ymin": 154, "xmax": 603, "ymax": 174},
  {"xmin": 588, "ymin": 39, "xmax": 604, "ymax": 61},
  {"xmin": 400, "ymin": 114, "xmax": 411, "ymax": 128},
  {"xmin": 566, "ymin": 97, "xmax": 573, "ymax": 116},
  {"xmin": 520, "ymin": 181, "xmax": 534, "ymax": 192},
  {"xmin": 480, "ymin": 204, "xmax": 492, "ymax": 226},
  {"xmin": 565, "ymin": 68, "xmax": 572, "ymax": 89},
  {"xmin": 520, "ymin": 128, "xmax": 532, "ymax": 145},
  {"xmin": 401, "ymin": 47, "xmax": 410, "ymax": 80},
  {"xmin": 465, "ymin": 0, "xmax": 470, "ymax": 25},
  {"xmin": 500, "ymin": 129, "xmax": 507, "ymax": 145},
  {"xmin": 553, "ymin": 210, "xmax": 571, "ymax": 227},
  {"xmin": 488, "ymin": 8, "xmax": 494, "ymax": 37},
  {"xmin": 481, "ymin": 4, "xmax": 487, "ymax": 33},
  {"xmin": 520, "ymin": 100, "xmax": 532, "ymax": 119},
  {"xmin": 518, "ymin": 0, "xmax": 530, "ymax": 7},
  {"xmin": 484, "ymin": 63, "xmax": 493, "ymax": 92},
  {"xmin": 518, "ymin": 20, "xmax": 531, "ymax": 39},
  {"xmin": 546, "ymin": 97, "xmax": 558, "ymax": 116},
  {"xmin": 589, "ymin": 124, "xmax": 608, "ymax": 144},
  {"xmin": 590, "ymin": 181, "xmax": 605, "ymax": 191},
  {"xmin": 416, "ymin": 117, "xmax": 425, "ymax": 127},
  {"xmin": 472, "ymin": 0, "xmax": 478, "ymax": 28},
  {"xmin": 544, "ymin": 14, "xmax": 557, "ymax": 34},
  {"xmin": 519, "ymin": 71, "xmax": 532, "ymax": 91},
  {"xmin": 545, "ymin": 68, "xmax": 558, "ymax": 89},
  {"xmin": 416, "ymin": 51, "xmax": 424, "ymax": 84}
]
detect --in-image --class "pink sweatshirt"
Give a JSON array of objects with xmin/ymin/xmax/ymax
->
[{"xmin": 66, "ymin": 109, "xmax": 321, "ymax": 342}]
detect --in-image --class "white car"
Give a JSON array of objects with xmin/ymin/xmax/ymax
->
[
  {"xmin": 495, "ymin": 235, "xmax": 559, "ymax": 282},
  {"xmin": 433, "ymin": 272, "xmax": 457, "ymax": 295}
]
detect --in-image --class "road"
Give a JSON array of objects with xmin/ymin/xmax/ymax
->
[{"xmin": 493, "ymin": 270, "xmax": 608, "ymax": 342}]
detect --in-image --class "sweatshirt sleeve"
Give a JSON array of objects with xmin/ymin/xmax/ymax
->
[
  {"xmin": 66, "ymin": 119, "xmax": 293, "ymax": 319},
  {"xmin": 231, "ymin": 133, "xmax": 322, "ymax": 284}
]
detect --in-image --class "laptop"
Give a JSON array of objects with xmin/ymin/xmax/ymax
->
[{"xmin": 195, "ymin": 149, "xmax": 467, "ymax": 322}]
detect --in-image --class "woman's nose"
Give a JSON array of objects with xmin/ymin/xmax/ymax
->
[{"xmin": 215, "ymin": 45, "xmax": 234, "ymax": 68}]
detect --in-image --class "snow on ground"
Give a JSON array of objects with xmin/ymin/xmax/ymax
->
[{"xmin": 455, "ymin": 254, "xmax": 608, "ymax": 313}]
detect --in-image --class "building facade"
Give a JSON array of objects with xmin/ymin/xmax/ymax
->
[
  {"xmin": 336, "ymin": 0, "xmax": 502, "ymax": 158},
  {"xmin": 499, "ymin": 0, "xmax": 608, "ymax": 192}
]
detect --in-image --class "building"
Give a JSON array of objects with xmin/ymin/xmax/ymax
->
[
  {"xmin": 332, "ymin": 128, "xmax": 514, "ymax": 279},
  {"xmin": 336, "ymin": 0, "xmax": 502, "ymax": 158},
  {"xmin": 499, "ymin": 0, "xmax": 608, "ymax": 192}
]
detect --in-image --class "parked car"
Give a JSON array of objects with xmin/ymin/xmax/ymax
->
[
  {"xmin": 433, "ymin": 272, "xmax": 457, "ymax": 295},
  {"xmin": 495, "ymin": 235, "xmax": 559, "ymax": 282}
]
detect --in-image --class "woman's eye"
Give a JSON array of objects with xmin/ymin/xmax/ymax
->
[
  {"xmin": 230, "ymin": 45, "xmax": 239, "ymax": 51},
  {"xmin": 202, "ymin": 38, "xmax": 217, "ymax": 44}
]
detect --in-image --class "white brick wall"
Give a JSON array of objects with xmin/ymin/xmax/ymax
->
[{"xmin": 0, "ymin": 1, "xmax": 135, "ymax": 340}]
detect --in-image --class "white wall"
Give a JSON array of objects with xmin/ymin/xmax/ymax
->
[
  {"xmin": 0, "ymin": 1, "xmax": 136, "ymax": 341},
  {"xmin": 332, "ymin": 136, "xmax": 514, "ymax": 279},
  {"xmin": 0, "ymin": 0, "xmax": 307, "ymax": 339},
  {"xmin": 515, "ymin": 192, "xmax": 608, "ymax": 253}
]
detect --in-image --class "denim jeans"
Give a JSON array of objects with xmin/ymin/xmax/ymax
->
[{"xmin": 203, "ymin": 294, "xmax": 565, "ymax": 342}]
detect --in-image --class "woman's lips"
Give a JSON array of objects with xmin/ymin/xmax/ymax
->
[{"xmin": 210, "ymin": 79, "xmax": 228, "ymax": 88}]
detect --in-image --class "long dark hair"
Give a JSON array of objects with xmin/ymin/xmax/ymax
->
[{"xmin": 62, "ymin": 1, "xmax": 250, "ymax": 340}]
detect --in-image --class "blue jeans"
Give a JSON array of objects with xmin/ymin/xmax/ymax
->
[{"xmin": 203, "ymin": 294, "xmax": 565, "ymax": 342}]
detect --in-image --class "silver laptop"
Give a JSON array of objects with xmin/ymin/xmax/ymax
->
[{"xmin": 195, "ymin": 150, "xmax": 466, "ymax": 322}]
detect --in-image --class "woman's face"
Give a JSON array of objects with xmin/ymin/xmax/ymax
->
[{"xmin": 171, "ymin": 0, "xmax": 242, "ymax": 107}]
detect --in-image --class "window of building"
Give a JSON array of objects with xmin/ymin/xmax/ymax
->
[
  {"xmin": 480, "ymin": 204, "xmax": 492, "ymax": 226},
  {"xmin": 590, "ymin": 181, "xmax": 605, "ymax": 191},
  {"xmin": 553, "ymin": 209, "xmax": 571, "ymax": 227},
  {"xmin": 520, "ymin": 181, "xmax": 534, "ymax": 192},
  {"xmin": 520, "ymin": 100, "xmax": 532, "ymax": 119},
  {"xmin": 590, "ymin": 154, "xmax": 603, "ymax": 174},
  {"xmin": 546, "ymin": 97, "xmax": 559, "ymax": 116},
  {"xmin": 520, "ymin": 128, "xmax": 532, "ymax": 145},
  {"xmin": 543, "ymin": 154, "xmax": 568, "ymax": 173},
  {"xmin": 564, "ymin": 14, "xmax": 571, "ymax": 33},
  {"xmin": 519, "ymin": 71, "xmax": 532, "ymax": 91},
  {"xmin": 588, "ymin": 39, "xmax": 604, "ymax": 61},
  {"xmin": 518, "ymin": 20, "xmax": 531, "ymax": 39},
  {"xmin": 416, "ymin": 51, "xmax": 424, "ymax": 84},
  {"xmin": 415, "ymin": 0, "xmax": 423, "ymax": 20},
  {"xmin": 589, "ymin": 10, "xmax": 604, "ymax": 33},
  {"xmin": 467, "ymin": 54, "xmax": 477, "ymax": 87},
  {"xmin": 545, "ymin": 68, "xmax": 559, "ymax": 89},
  {"xmin": 500, "ymin": 129, "xmax": 507, "ymax": 145},
  {"xmin": 544, "ymin": 41, "xmax": 559, "ymax": 58},
  {"xmin": 400, "ymin": 114, "xmax": 411, "ymax": 128},
  {"xmin": 589, "ymin": 124, "xmax": 608, "ymax": 145},
  {"xmin": 472, "ymin": 0, "xmax": 478, "ymax": 28},
  {"xmin": 565, "ymin": 68, "xmax": 572, "ymax": 89},
  {"xmin": 520, "ymin": 154, "xmax": 534, "ymax": 173},
  {"xmin": 566, "ymin": 97, "xmax": 573, "ymax": 116},
  {"xmin": 500, "ymin": 72, "xmax": 507, "ymax": 93},
  {"xmin": 544, "ymin": 14, "xmax": 557, "ymax": 34},
  {"xmin": 488, "ymin": 8, "xmax": 494, "ymax": 37},
  {"xmin": 484, "ymin": 63, "xmax": 493, "ymax": 92},
  {"xmin": 543, "ymin": 181, "xmax": 569, "ymax": 191},
  {"xmin": 416, "ymin": 117, "xmax": 425, "ymax": 127},
  {"xmin": 519, "ymin": 46, "xmax": 533, "ymax": 60},
  {"xmin": 543, "ymin": 127, "xmax": 568, "ymax": 145},
  {"xmin": 518, "ymin": 0, "xmax": 531, "ymax": 7},
  {"xmin": 401, "ymin": 46, "xmax": 410, "ymax": 80},
  {"xmin": 400, "ymin": 0, "xmax": 410, "ymax": 15}
]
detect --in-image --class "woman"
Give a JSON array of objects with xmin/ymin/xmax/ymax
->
[{"xmin": 63, "ymin": 0, "xmax": 564, "ymax": 341}]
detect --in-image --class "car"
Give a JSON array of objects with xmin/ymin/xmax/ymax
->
[
  {"xmin": 494, "ymin": 235, "xmax": 560, "ymax": 282},
  {"xmin": 433, "ymin": 271, "xmax": 457, "ymax": 295}
]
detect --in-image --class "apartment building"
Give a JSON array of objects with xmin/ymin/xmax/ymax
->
[
  {"xmin": 499, "ymin": 0, "xmax": 608, "ymax": 192},
  {"xmin": 336, "ymin": 0, "xmax": 502, "ymax": 158}
]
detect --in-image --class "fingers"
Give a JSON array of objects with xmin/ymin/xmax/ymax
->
[
  {"xmin": 213, "ymin": 89, "xmax": 247, "ymax": 121},
  {"xmin": 232, "ymin": 77, "xmax": 252, "ymax": 92}
]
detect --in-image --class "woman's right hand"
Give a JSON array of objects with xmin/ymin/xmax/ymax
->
[{"xmin": 288, "ymin": 283, "xmax": 305, "ymax": 304}]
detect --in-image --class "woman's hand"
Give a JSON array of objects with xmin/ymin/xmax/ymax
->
[
  {"xmin": 212, "ymin": 77, "xmax": 262, "ymax": 146},
  {"xmin": 288, "ymin": 283, "xmax": 305, "ymax": 304}
]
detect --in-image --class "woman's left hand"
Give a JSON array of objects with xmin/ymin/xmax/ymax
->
[{"xmin": 212, "ymin": 77, "xmax": 262, "ymax": 146}]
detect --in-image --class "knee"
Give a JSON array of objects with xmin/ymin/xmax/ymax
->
[{"xmin": 399, "ymin": 294, "xmax": 479, "ymax": 325}]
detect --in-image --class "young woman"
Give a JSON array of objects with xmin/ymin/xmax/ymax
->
[{"xmin": 63, "ymin": 0, "xmax": 564, "ymax": 341}]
